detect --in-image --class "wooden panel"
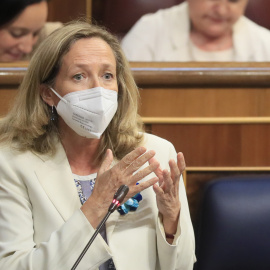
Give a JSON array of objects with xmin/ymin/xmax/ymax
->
[
  {"xmin": 47, "ymin": 0, "xmax": 90, "ymax": 23},
  {"xmin": 139, "ymin": 88, "xmax": 270, "ymax": 117},
  {"xmin": 0, "ymin": 63, "xmax": 27, "ymax": 116},
  {"xmin": 0, "ymin": 89, "xmax": 18, "ymax": 117},
  {"xmin": 132, "ymin": 62, "xmax": 270, "ymax": 117},
  {"xmin": 149, "ymin": 122, "xmax": 270, "ymax": 167},
  {"xmin": 132, "ymin": 65, "xmax": 270, "ymax": 87}
]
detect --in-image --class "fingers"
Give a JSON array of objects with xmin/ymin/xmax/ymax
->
[
  {"xmin": 162, "ymin": 169, "xmax": 174, "ymax": 192},
  {"xmin": 166, "ymin": 152, "xmax": 185, "ymax": 184},
  {"xmin": 154, "ymin": 156, "xmax": 182, "ymax": 195},
  {"xmin": 177, "ymin": 152, "xmax": 186, "ymax": 174},
  {"xmin": 131, "ymin": 159, "xmax": 160, "ymax": 183},
  {"xmin": 153, "ymin": 182, "xmax": 164, "ymax": 196},
  {"xmin": 98, "ymin": 147, "xmax": 159, "ymax": 191},
  {"xmin": 116, "ymin": 147, "xmax": 159, "ymax": 183},
  {"xmin": 149, "ymin": 157, "xmax": 164, "ymax": 185},
  {"xmin": 169, "ymin": 159, "xmax": 180, "ymax": 184},
  {"xmin": 124, "ymin": 149, "xmax": 156, "ymax": 175},
  {"xmin": 153, "ymin": 170, "xmax": 173, "ymax": 196},
  {"xmin": 129, "ymin": 177, "xmax": 159, "ymax": 198},
  {"xmin": 117, "ymin": 147, "xmax": 147, "ymax": 170}
]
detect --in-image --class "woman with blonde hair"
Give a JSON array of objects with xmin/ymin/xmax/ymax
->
[{"xmin": 0, "ymin": 21, "xmax": 195, "ymax": 269}]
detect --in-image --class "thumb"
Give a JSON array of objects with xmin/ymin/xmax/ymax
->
[{"xmin": 98, "ymin": 149, "xmax": 114, "ymax": 175}]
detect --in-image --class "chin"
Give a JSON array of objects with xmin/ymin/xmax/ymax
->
[
  {"xmin": 1, "ymin": 53, "xmax": 23, "ymax": 62},
  {"xmin": 203, "ymin": 28, "xmax": 231, "ymax": 39}
]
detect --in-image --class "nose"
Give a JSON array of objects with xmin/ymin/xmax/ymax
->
[
  {"xmin": 213, "ymin": 0, "xmax": 229, "ymax": 17},
  {"xmin": 90, "ymin": 76, "xmax": 102, "ymax": 89},
  {"xmin": 18, "ymin": 34, "xmax": 36, "ymax": 54}
]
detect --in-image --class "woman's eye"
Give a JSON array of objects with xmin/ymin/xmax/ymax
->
[
  {"xmin": 104, "ymin": 73, "xmax": 113, "ymax": 80},
  {"xmin": 10, "ymin": 31, "xmax": 24, "ymax": 38},
  {"xmin": 73, "ymin": 74, "xmax": 83, "ymax": 81}
]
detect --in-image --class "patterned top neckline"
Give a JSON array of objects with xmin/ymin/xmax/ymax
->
[{"xmin": 73, "ymin": 173, "xmax": 97, "ymax": 205}]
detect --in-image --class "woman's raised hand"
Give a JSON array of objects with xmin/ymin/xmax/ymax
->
[
  {"xmin": 82, "ymin": 147, "xmax": 159, "ymax": 227},
  {"xmin": 150, "ymin": 152, "xmax": 186, "ymax": 241}
]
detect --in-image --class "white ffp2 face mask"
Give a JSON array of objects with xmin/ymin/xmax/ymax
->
[{"xmin": 50, "ymin": 87, "xmax": 118, "ymax": 139}]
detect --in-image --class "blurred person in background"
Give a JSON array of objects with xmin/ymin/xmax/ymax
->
[
  {"xmin": 121, "ymin": 0, "xmax": 270, "ymax": 62},
  {"xmin": 0, "ymin": 0, "xmax": 62, "ymax": 62}
]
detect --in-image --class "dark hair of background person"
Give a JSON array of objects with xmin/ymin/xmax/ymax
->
[{"xmin": 0, "ymin": 0, "xmax": 48, "ymax": 27}]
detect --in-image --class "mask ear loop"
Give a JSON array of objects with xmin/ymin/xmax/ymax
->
[{"xmin": 50, "ymin": 87, "xmax": 68, "ymax": 104}]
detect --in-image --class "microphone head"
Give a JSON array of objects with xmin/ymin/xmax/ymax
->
[
  {"xmin": 108, "ymin": 185, "xmax": 129, "ymax": 213},
  {"xmin": 114, "ymin": 185, "xmax": 129, "ymax": 203}
]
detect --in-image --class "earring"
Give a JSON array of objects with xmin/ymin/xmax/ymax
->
[{"xmin": 50, "ymin": 105, "xmax": 58, "ymax": 122}]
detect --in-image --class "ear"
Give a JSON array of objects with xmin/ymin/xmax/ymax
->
[{"xmin": 40, "ymin": 84, "xmax": 54, "ymax": 106}]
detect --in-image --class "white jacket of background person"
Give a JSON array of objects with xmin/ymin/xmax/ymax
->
[
  {"xmin": 121, "ymin": 1, "xmax": 270, "ymax": 62},
  {"xmin": 0, "ymin": 133, "xmax": 196, "ymax": 270}
]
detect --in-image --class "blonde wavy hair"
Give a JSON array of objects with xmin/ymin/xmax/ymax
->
[{"xmin": 0, "ymin": 21, "xmax": 144, "ymax": 161}]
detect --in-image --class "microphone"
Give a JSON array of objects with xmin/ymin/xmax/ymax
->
[
  {"xmin": 108, "ymin": 184, "xmax": 129, "ymax": 213},
  {"xmin": 71, "ymin": 185, "xmax": 129, "ymax": 270}
]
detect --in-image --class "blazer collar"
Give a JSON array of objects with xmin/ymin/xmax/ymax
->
[
  {"xmin": 233, "ymin": 16, "xmax": 254, "ymax": 61},
  {"xmin": 169, "ymin": 2, "xmax": 192, "ymax": 61}
]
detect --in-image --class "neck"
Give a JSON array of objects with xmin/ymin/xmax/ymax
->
[
  {"xmin": 190, "ymin": 29, "xmax": 233, "ymax": 51},
  {"xmin": 59, "ymin": 120, "xmax": 101, "ymax": 175}
]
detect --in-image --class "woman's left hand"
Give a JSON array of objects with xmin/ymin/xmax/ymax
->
[{"xmin": 150, "ymin": 152, "xmax": 186, "ymax": 241}]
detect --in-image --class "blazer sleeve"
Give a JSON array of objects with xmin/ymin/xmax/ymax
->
[
  {"xmin": 155, "ymin": 141, "xmax": 196, "ymax": 270},
  {"xmin": 0, "ymin": 154, "xmax": 111, "ymax": 270}
]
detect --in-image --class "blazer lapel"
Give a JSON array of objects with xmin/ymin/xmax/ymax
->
[
  {"xmin": 34, "ymin": 143, "xmax": 81, "ymax": 221},
  {"xmin": 233, "ymin": 17, "xmax": 254, "ymax": 61},
  {"xmin": 35, "ymin": 146, "xmax": 122, "ymax": 236}
]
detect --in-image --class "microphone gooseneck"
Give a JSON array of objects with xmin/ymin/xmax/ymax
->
[{"xmin": 71, "ymin": 185, "xmax": 129, "ymax": 270}]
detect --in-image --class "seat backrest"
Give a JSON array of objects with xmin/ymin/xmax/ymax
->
[
  {"xmin": 196, "ymin": 176, "xmax": 270, "ymax": 270},
  {"xmin": 245, "ymin": 0, "xmax": 270, "ymax": 30}
]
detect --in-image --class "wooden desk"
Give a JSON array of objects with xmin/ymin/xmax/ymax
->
[{"xmin": 0, "ymin": 62, "xmax": 27, "ymax": 117}]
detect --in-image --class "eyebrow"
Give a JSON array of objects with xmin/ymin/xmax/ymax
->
[
  {"xmin": 71, "ymin": 61, "xmax": 116, "ymax": 70},
  {"xmin": 9, "ymin": 26, "xmax": 42, "ymax": 35},
  {"xmin": 9, "ymin": 27, "xmax": 29, "ymax": 32}
]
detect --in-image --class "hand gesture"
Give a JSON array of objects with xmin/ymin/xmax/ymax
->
[
  {"xmin": 150, "ymin": 152, "xmax": 186, "ymax": 238},
  {"xmin": 82, "ymin": 147, "xmax": 159, "ymax": 227}
]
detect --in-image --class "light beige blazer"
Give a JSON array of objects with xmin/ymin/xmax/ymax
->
[{"xmin": 0, "ymin": 133, "xmax": 196, "ymax": 269}]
